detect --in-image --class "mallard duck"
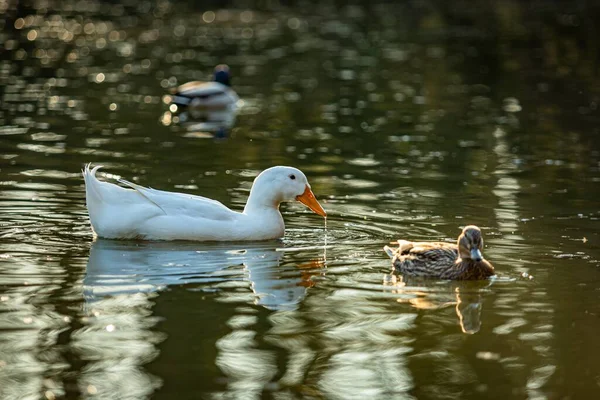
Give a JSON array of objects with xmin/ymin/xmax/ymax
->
[
  {"xmin": 383, "ymin": 226, "xmax": 495, "ymax": 280},
  {"xmin": 170, "ymin": 64, "xmax": 239, "ymax": 109},
  {"xmin": 82, "ymin": 164, "xmax": 326, "ymax": 241}
]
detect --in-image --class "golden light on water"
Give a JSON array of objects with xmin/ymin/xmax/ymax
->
[
  {"xmin": 161, "ymin": 111, "xmax": 172, "ymax": 126},
  {"xmin": 202, "ymin": 11, "xmax": 215, "ymax": 23},
  {"xmin": 0, "ymin": 1, "xmax": 599, "ymax": 398}
]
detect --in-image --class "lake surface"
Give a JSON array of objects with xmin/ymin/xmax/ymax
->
[{"xmin": 1, "ymin": 1, "xmax": 600, "ymax": 399}]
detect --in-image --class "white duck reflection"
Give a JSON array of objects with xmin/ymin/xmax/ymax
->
[{"xmin": 84, "ymin": 239, "xmax": 323, "ymax": 311}]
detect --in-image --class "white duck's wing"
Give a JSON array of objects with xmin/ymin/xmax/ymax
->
[{"xmin": 117, "ymin": 178, "xmax": 237, "ymax": 221}]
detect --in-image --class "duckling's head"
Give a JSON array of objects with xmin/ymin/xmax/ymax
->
[
  {"xmin": 246, "ymin": 166, "xmax": 326, "ymax": 217},
  {"xmin": 213, "ymin": 64, "xmax": 231, "ymax": 86},
  {"xmin": 457, "ymin": 225, "xmax": 485, "ymax": 262}
]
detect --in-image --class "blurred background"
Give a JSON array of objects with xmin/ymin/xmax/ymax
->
[{"xmin": 1, "ymin": 1, "xmax": 600, "ymax": 399}]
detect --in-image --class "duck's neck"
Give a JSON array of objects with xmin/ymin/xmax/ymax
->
[
  {"xmin": 215, "ymin": 75, "xmax": 231, "ymax": 86},
  {"xmin": 243, "ymin": 186, "xmax": 282, "ymax": 216}
]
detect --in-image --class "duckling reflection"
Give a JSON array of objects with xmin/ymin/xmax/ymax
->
[
  {"xmin": 383, "ymin": 274, "xmax": 492, "ymax": 334},
  {"xmin": 84, "ymin": 239, "xmax": 323, "ymax": 311}
]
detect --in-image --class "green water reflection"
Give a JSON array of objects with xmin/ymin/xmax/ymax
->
[{"xmin": 1, "ymin": 1, "xmax": 600, "ymax": 399}]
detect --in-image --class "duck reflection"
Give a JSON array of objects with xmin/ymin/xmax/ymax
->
[
  {"xmin": 178, "ymin": 106, "xmax": 237, "ymax": 139},
  {"xmin": 383, "ymin": 274, "xmax": 492, "ymax": 334},
  {"xmin": 79, "ymin": 240, "xmax": 324, "ymax": 398},
  {"xmin": 85, "ymin": 239, "xmax": 323, "ymax": 310}
]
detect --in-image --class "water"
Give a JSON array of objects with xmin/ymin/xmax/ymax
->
[{"xmin": 1, "ymin": 1, "xmax": 600, "ymax": 399}]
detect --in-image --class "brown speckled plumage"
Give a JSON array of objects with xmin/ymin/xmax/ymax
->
[{"xmin": 383, "ymin": 226, "xmax": 495, "ymax": 280}]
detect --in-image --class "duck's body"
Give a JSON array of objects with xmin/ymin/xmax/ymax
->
[
  {"xmin": 384, "ymin": 226, "xmax": 495, "ymax": 280},
  {"xmin": 171, "ymin": 65, "xmax": 239, "ymax": 109},
  {"xmin": 83, "ymin": 164, "xmax": 325, "ymax": 241}
]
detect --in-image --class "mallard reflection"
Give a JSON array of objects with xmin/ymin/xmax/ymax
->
[
  {"xmin": 383, "ymin": 274, "xmax": 492, "ymax": 334},
  {"xmin": 179, "ymin": 107, "xmax": 237, "ymax": 139}
]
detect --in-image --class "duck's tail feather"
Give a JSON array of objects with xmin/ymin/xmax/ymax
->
[
  {"xmin": 117, "ymin": 178, "xmax": 167, "ymax": 215},
  {"xmin": 171, "ymin": 95, "xmax": 191, "ymax": 106},
  {"xmin": 384, "ymin": 239, "xmax": 415, "ymax": 258},
  {"xmin": 397, "ymin": 240, "xmax": 414, "ymax": 253},
  {"xmin": 82, "ymin": 163, "xmax": 104, "ymax": 203},
  {"xmin": 383, "ymin": 245, "xmax": 396, "ymax": 259},
  {"xmin": 82, "ymin": 163, "xmax": 105, "ymax": 234}
]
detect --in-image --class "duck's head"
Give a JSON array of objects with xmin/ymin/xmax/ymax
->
[
  {"xmin": 213, "ymin": 64, "xmax": 231, "ymax": 86},
  {"xmin": 457, "ymin": 225, "xmax": 485, "ymax": 262},
  {"xmin": 247, "ymin": 166, "xmax": 326, "ymax": 217}
]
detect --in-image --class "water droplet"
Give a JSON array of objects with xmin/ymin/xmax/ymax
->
[
  {"xmin": 288, "ymin": 17, "xmax": 301, "ymax": 29},
  {"xmin": 240, "ymin": 10, "xmax": 253, "ymax": 23},
  {"xmin": 203, "ymin": 11, "xmax": 215, "ymax": 23}
]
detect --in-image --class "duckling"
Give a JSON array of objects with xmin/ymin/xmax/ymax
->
[
  {"xmin": 383, "ymin": 225, "xmax": 495, "ymax": 280},
  {"xmin": 170, "ymin": 64, "xmax": 239, "ymax": 109}
]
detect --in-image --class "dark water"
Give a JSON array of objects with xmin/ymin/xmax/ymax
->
[{"xmin": 1, "ymin": 1, "xmax": 600, "ymax": 398}]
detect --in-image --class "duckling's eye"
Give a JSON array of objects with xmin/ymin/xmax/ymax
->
[{"xmin": 289, "ymin": 174, "xmax": 296, "ymax": 180}]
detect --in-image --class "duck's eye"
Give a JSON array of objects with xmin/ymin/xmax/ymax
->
[{"xmin": 289, "ymin": 174, "xmax": 296, "ymax": 180}]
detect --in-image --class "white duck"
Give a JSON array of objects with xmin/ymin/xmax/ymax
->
[
  {"xmin": 82, "ymin": 164, "xmax": 326, "ymax": 241},
  {"xmin": 170, "ymin": 64, "xmax": 239, "ymax": 110}
]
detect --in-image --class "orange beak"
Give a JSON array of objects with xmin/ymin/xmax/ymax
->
[{"xmin": 296, "ymin": 185, "xmax": 326, "ymax": 217}]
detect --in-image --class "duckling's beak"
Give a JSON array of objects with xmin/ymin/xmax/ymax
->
[
  {"xmin": 296, "ymin": 185, "xmax": 327, "ymax": 217},
  {"xmin": 470, "ymin": 248, "xmax": 483, "ymax": 262}
]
